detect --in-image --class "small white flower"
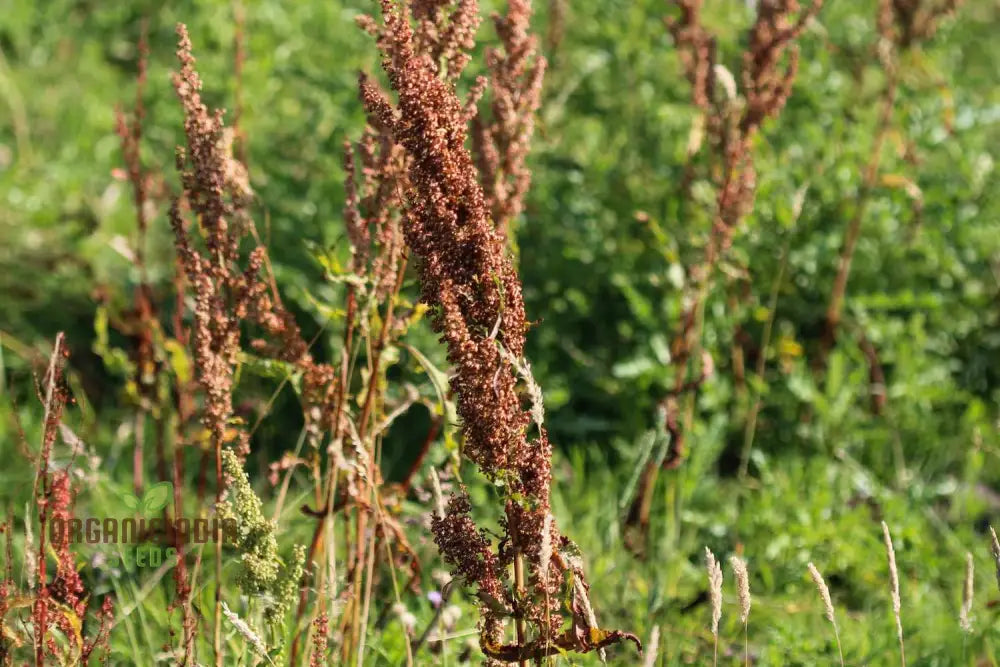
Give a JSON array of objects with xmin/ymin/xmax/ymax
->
[
  {"xmin": 441, "ymin": 604, "xmax": 462, "ymax": 629},
  {"xmin": 393, "ymin": 602, "xmax": 417, "ymax": 634}
]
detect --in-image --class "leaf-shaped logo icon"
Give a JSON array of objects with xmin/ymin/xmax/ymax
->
[
  {"xmin": 120, "ymin": 491, "xmax": 141, "ymax": 513},
  {"xmin": 142, "ymin": 482, "xmax": 173, "ymax": 514}
]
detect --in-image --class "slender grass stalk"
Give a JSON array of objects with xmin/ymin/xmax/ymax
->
[
  {"xmin": 738, "ymin": 237, "xmax": 790, "ymax": 479},
  {"xmin": 807, "ymin": 562, "xmax": 844, "ymax": 667},
  {"xmin": 989, "ymin": 525, "xmax": 1000, "ymax": 594},
  {"xmin": 739, "ymin": 183, "xmax": 807, "ymax": 478},
  {"xmin": 355, "ymin": 512, "xmax": 378, "ymax": 667},
  {"xmin": 413, "ymin": 577, "xmax": 455, "ymax": 658},
  {"xmin": 881, "ymin": 522, "xmax": 905, "ymax": 667},
  {"xmin": 220, "ymin": 602, "xmax": 273, "ymax": 666},
  {"xmin": 960, "ymin": 550, "xmax": 974, "ymax": 663},
  {"xmin": 642, "ymin": 625, "xmax": 660, "ymax": 667},
  {"xmin": 959, "ymin": 552, "xmax": 973, "ymax": 633},
  {"xmin": 540, "ymin": 511, "xmax": 554, "ymax": 662},
  {"xmin": 380, "ymin": 509, "xmax": 414, "ymax": 667},
  {"xmin": 730, "ymin": 556, "xmax": 751, "ymax": 667},
  {"xmin": 705, "ymin": 547, "xmax": 723, "ymax": 667},
  {"xmin": 214, "ymin": 453, "xmax": 223, "ymax": 667}
]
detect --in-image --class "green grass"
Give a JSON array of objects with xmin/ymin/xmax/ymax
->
[{"xmin": 3, "ymin": 0, "xmax": 1000, "ymax": 664}]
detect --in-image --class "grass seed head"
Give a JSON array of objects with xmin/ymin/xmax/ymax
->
[
  {"xmin": 705, "ymin": 547, "xmax": 723, "ymax": 637},
  {"xmin": 730, "ymin": 555, "xmax": 751, "ymax": 625},
  {"xmin": 881, "ymin": 521, "xmax": 905, "ymax": 660},
  {"xmin": 960, "ymin": 551, "xmax": 973, "ymax": 633},
  {"xmin": 642, "ymin": 625, "xmax": 660, "ymax": 667},
  {"xmin": 807, "ymin": 562, "xmax": 836, "ymax": 626}
]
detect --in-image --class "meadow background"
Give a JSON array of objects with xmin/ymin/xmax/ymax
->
[{"xmin": 2, "ymin": 0, "xmax": 1000, "ymax": 664}]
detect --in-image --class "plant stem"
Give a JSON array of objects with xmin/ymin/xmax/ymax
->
[
  {"xmin": 213, "ymin": 435, "xmax": 223, "ymax": 667},
  {"xmin": 738, "ymin": 238, "xmax": 790, "ymax": 479},
  {"xmin": 289, "ymin": 287, "xmax": 357, "ymax": 665},
  {"xmin": 413, "ymin": 579, "xmax": 455, "ymax": 658},
  {"xmin": 822, "ymin": 63, "xmax": 898, "ymax": 362},
  {"xmin": 514, "ymin": 550, "xmax": 528, "ymax": 667},
  {"xmin": 355, "ymin": 510, "xmax": 378, "ymax": 667},
  {"xmin": 744, "ymin": 622, "xmax": 749, "ymax": 667}
]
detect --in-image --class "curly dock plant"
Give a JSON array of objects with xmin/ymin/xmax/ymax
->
[
  {"xmin": 359, "ymin": 0, "xmax": 638, "ymax": 662},
  {"xmin": 626, "ymin": 0, "xmax": 823, "ymax": 550}
]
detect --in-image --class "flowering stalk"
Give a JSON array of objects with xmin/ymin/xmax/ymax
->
[
  {"xmin": 472, "ymin": 0, "xmax": 547, "ymax": 233},
  {"xmin": 626, "ymin": 0, "xmax": 822, "ymax": 549},
  {"xmin": 169, "ymin": 25, "xmax": 352, "ymax": 664},
  {"xmin": 359, "ymin": 0, "xmax": 638, "ymax": 661},
  {"xmin": 164, "ymin": 20, "xmax": 426, "ymax": 667},
  {"xmin": 705, "ymin": 548, "xmax": 722, "ymax": 666},
  {"xmin": 17, "ymin": 335, "xmax": 115, "ymax": 664},
  {"xmin": 822, "ymin": 0, "xmax": 962, "ymax": 360},
  {"xmin": 667, "ymin": 0, "xmax": 823, "ymax": 465},
  {"xmin": 881, "ymin": 521, "xmax": 906, "ymax": 666},
  {"xmin": 807, "ymin": 562, "xmax": 844, "ymax": 666}
]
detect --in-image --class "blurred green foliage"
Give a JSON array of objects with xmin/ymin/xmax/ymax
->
[{"xmin": 2, "ymin": 0, "xmax": 1000, "ymax": 664}]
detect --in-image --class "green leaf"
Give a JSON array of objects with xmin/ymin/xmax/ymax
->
[
  {"xmin": 405, "ymin": 344, "xmax": 457, "ymax": 425},
  {"xmin": 119, "ymin": 491, "xmax": 141, "ymax": 513},
  {"xmin": 142, "ymin": 482, "xmax": 173, "ymax": 514},
  {"xmin": 611, "ymin": 356, "xmax": 655, "ymax": 379},
  {"xmin": 163, "ymin": 339, "xmax": 191, "ymax": 384}
]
